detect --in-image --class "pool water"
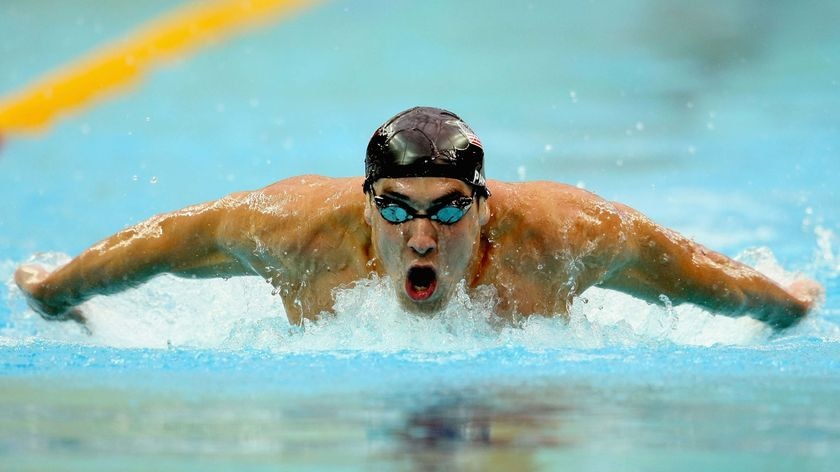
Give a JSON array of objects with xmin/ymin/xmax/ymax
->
[{"xmin": 1, "ymin": 0, "xmax": 839, "ymax": 470}]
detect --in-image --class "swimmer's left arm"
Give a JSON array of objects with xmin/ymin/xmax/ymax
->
[{"xmin": 601, "ymin": 204, "xmax": 823, "ymax": 329}]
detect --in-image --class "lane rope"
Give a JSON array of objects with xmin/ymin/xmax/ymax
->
[{"xmin": 0, "ymin": 0, "xmax": 318, "ymax": 137}]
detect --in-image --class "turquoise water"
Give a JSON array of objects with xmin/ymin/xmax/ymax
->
[{"xmin": 1, "ymin": 0, "xmax": 839, "ymax": 470}]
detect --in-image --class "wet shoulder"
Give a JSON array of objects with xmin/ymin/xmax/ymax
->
[
  {"xmin": 222, "ymin": 176, "xmax": 364, "ymax": 218},
  {"xmin": 218, "ymin": 176, "xmax": 369, "ymax": 254},
  {"xmin": 484, "ymin": 180, "xmax": 627, "ymax": 251},
  {"xmin": 486, "ymin": 179, "xmax": 619, "ymax": 221},
  {"xmin": 260, "ymin": 175, "xmax": 364, "ymax": 207}
]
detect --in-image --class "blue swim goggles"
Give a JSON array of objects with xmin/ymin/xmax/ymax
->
[{"xmin": 372, "ymin": 192, "xmax": 474, "ymax": 225}]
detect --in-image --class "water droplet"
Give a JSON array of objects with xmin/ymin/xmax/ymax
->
[
  {"xmin": 131, "ymin": 175, "xmax": 139, "ymax": 182},
  {"xmin": 150, "ymin": 176, "xmax": 158, "ymax": 184}
]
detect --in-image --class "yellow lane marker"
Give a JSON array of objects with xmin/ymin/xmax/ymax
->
[{"xmin": 0, "ymin": 0, "xmax": 319, "ymax": 136}]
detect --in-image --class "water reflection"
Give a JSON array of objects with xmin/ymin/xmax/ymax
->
[
  {"xmin": 4, "ymin": 371, "xmax": 839, "ymax": 469},
  {"xmin": 386, "ymin": 390, "xmax": 568, "ymax": 471}
]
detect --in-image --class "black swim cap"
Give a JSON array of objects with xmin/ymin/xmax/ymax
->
[{"xmin": 363, "ymin": 107, "xmax": 489, "ymax": 197}]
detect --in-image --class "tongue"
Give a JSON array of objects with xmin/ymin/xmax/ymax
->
[{"xmin": 405, "ymin": 268, "xmax": 437, "ymax": 301}]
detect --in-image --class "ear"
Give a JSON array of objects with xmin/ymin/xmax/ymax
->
[
  {"xmin": 477, "ymin": 197, "xmax": 490, "ymax": 226},
  {"xmin": 363, "ymin": 195, "xmax": 373, "ymax": 226}
]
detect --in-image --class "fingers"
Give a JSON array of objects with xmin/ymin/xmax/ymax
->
[
  {"xmin": 66, "ymin": 308, "xmax": 88, "ymax": 325},
  {"xmin": 14, "ymin": 264, "xmax": 49, "ymax": 294},
  {"xmin": 787, "ymin": 279, "xmax": 825, "ymax": 310},
  {"xmin": 14, "ymin": 264, "xmax": 89, "ymax": 332},
  {"xmin": 14, "ymin": 264, "xmax": 76, "ymax": 322}
]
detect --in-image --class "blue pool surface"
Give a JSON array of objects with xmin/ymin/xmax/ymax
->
[{"xmin": 1, "ymin": 0, "xmax": 839, "ymax": 470}]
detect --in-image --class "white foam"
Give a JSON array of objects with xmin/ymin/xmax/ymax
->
[
  {"xmin": 813, "ymin": 225, "xmax": 839, "ymax": 277},
  {"xmin": 2, "ymin": 248, "xmax": 836, "ymax": 351}
]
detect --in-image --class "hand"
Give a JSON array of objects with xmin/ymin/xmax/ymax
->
[
  {"xmin": 14, "ymin": 264, "xmax": 87, "ymax": 324},
  {"xmin": 764, "ymin": 278, "xmax": 825, "ymax": 330},
  {"xmin": 786, "ymin": 278, "xmax": 824, "ymax": 313}
]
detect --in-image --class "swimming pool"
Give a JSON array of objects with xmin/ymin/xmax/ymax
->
[{"xmin": 2, "ymin": 0, "xmax": 839, "ymax": 470}]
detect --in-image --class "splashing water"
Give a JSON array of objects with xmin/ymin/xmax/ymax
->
[
  {"xmin": 3, "ymin": 246, "xmax": 836, "ymax": 352},
  {"xmin": 814, "ymin": 225, "xmax": 840, "ymax": 277}
]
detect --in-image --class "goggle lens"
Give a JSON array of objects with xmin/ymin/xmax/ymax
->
[
  {"xmin": 373, "ymin": 194, "xmax": 473, "ymax": 225},
  {"xmin": 433, "ymin": 206, "xmax": 465, "ymax": 224},
  {"xmin": 379, "ymin": 205, "xmax": 411, "ymax": 223}
]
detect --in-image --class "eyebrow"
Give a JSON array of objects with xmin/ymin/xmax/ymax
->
[{"xmin": 379, "ymin": 190, "xmax": 469, "ymax": 208}]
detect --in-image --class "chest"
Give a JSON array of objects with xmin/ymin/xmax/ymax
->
[
  {"xmin": 238, "ymin": 229, "xmax": 373, "ymax": 325},
  {"xmin": 476, "ymin": 263, "xmax": 578, "ymax": 318},
  {"xmin": 272, "ymin": 266, "xmax": 368, "ymax": 325},
  {"xmin": 473, "ymin": 234, "xmax": 605, "ymax": 317}
]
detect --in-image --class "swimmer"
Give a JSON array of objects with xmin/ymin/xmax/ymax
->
[{"xmin": 14, "ymin": 107, "xmax": 823, "ymax": 329}]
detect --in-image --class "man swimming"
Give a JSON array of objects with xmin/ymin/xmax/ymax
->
[{"xmin": 15, "ymin": 107, "xmax": 822, "ymax": 329}]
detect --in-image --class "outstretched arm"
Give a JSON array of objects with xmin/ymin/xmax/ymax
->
[
  {"xmin": 14, "ymin": 196, "xmax": 252, "ymax": 321},
  {"xmin": 601, "ymin": 204, "xmax": 823, "ymax": 329}
]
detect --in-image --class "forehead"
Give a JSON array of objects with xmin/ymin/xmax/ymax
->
[{"xmin": 373, "ymin": 177, "xmax": 472, "ymax": 200}]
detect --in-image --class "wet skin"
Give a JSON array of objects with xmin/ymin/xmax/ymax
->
[
  {"xmin": 364, "ymin": 178, "xmax": 489, "ymax": 315},
  {"xmin": 15, "ymin": 176, "xmax": 823, "ymax": 329}
]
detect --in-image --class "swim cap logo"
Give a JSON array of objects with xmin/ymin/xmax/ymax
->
[
  {"xmin": 455, "ymin": 121, "xmax": 482, "ymax": 150},
  {"xmin": 473, "ymin": 169, "xmax": 485, "ymax": 186}
]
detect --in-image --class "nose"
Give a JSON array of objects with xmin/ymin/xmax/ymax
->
[{"xmin": 407, "ymin": 219, "xmax": 437, "ymax": 256}]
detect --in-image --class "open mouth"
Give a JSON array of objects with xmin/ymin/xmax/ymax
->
[{"xmin": 405, "ymin": 266, "xmax": 438, "ymax": 301}]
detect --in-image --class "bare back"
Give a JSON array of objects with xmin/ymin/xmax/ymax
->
[
  {"xmin": 16, "ymin": 175, "xmax": 815, "ymax": 329},
  {"xmin": 222, "ymin": 177, "xmax": 629, "ymax": 322},
  {"xmin": 200, "ymin": 177, "xmax": 819, "ymax": 328}
]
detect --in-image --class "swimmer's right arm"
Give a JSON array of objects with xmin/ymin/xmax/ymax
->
[{"xmin": 14, "ymin": 195, "xmax": 256, "ymax": 321}]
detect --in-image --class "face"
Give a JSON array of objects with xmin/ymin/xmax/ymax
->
[{"xmin": 365, "ymin": 177, "xmax": 489, "ymax": 314}]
